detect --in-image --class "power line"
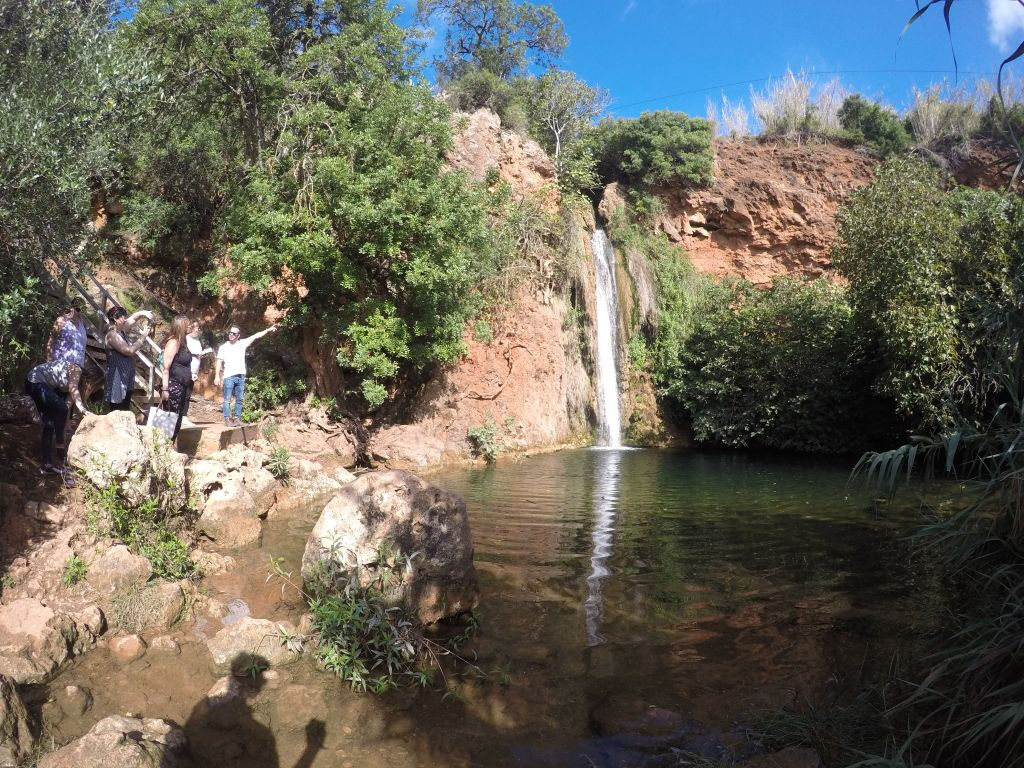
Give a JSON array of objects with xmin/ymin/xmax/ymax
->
[{"xmin": 609, "ymin": 67, "xmax": 988, "ymax": 112}]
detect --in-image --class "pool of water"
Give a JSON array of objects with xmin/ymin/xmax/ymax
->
[{"xmin": 39, "ymin": 448, "xmax": 945, "ymax": 766}]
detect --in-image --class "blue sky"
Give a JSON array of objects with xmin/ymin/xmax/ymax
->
[{"xmin": 402, "ymin": 0, "xmax": 1024, "ymax": 120}]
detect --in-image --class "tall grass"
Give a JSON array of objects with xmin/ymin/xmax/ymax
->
[
  {"xmin": 906, "ymin": 82, "xmax": 982, "ymax": 149},
  {"xmin": 706, "ymin": 93, "xmax": 751, "ymax": 139},
  {"xmin": 750, "ymin": 69, "xmax": 845, "ymax": 142},
  {"xmin": 854, "ymin": 366, "xmax": 1024, "ymax": 766}
]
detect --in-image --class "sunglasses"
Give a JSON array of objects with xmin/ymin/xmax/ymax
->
[{"xmin": 229, "ymin": 330, "xmax": 240, "ymax": 336}]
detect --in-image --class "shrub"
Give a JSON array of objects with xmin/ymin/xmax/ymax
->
[
  {"xmin": 472, "ymin": 320, "xmax": 493, "ymax": 344},
  {"xmin": 663, "ymin": 277, "xmax": 874, "ymax": 453},
  {"xmin": 588, "ymin": 110, "xmax": 714, "ymax": 190},
  {"xmin": 750, "ymin": 70, "xmax": 844, "ymax": 140},
  {"xmin": 834, "ymin": 158, "xmax": 1024, "ymax": 432},
  {"xmin": 270, "ymin": 552, "xmax": 482, "ymax": 694},
  {"xmin": 467, "ymin": 419, "xmax": 501, "ymax": 462},
  {"xmin": 61, "ymin": 555, "xmax": 88, "ymax": 587},
  {"xmin": 267, "ymin": 446, "xmax": 291, "ymax": 481},
  {"xmin": 240, "ymin": 368, "xmax": 306, "ymax": 423},
  {"xmin": 444, "ymin": 69, "xmax": 531, "ymax": 132},
  {"xmin": 705, "ymin": 93, "xmax": 751, "ymax": 139},
  {"xmin": 976, "ymin": 93, "xmax": 1024, "ymax": 148},
  {"xmin": 85, "ymin": 482, "xmax": 197, "ymax": 581},
  {"xmin": 838, "ymin": 94, "xmax": 911, "ymax": 157}
]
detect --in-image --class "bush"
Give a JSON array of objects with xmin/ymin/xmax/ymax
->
[
  {"xmin": 267, "ymin": 446, "xmax": 291, "ymax": 481},
  {"xmin": 663, "ymin": 277, "xmax": 873, "ymax": 453},
  {"xmin": 834, "ymin": 158, "xmax": 1024, "ymax": 432},
  {"xmin": 86, "ymin": 482, "xmax": 197, "ymax": 581},
  {"xmin": 61, "ymin": 555, "xmax": 88, "ymax": 587},
  {"xmin": 467, "ymin": 419, "xmax": 501, "ymax": 462},
  {"xmin": 838, "ymin": 94, "xmax": 911, "ymax": 157},
  {"xmin": 976, "ymin": 94, "xmax": 1024, "ymax": 148},
  {"xmin": 240, "ymin": 368, "xmax": 307, "ymax": 423},
  {"xmin": 588, "ymin": 110, "xmax": 714, "ymax": 190},
  {"xmin": 444, "ymin": 70, "xmax": 531, "ymax": 132},
  {"xmin": 271, "ymin": 551, "xmax": 481, "ymax": 694}
]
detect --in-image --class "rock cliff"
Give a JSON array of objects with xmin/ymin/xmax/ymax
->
[{"xmin": 636, "ymin": 139, "xmax": 878, "ymax": 285}]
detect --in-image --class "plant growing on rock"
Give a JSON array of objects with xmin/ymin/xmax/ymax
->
[
  {"xmin": 267, "ymin": 447, "xmax": 291, "ymax": 481},
  {"xmin": 85, "ymin": 478, "xmax": 197, "ymax": 581},
  {"xmin": 61, "ymin": 555, "xmax": 88, "ymax": 587},
  {"xmin": 269, "ymin": 553, "xmax": 483, "ymax": 694},
  {"xmin": 467, "ymin": 419, "xmax": 501, "ymax": 462}
]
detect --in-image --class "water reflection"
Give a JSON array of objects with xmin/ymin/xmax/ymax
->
[{"xmin": 584, "ymin": 448, "xmax": 622, "ymax": 645}]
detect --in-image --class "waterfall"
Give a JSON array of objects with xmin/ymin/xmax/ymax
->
[{"xmin": 591, "ymin": 226, "xmax": 622, "ymax": 448}]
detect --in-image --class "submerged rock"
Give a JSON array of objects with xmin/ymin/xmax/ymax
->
[
  {"xmin": 0, "ymin": 674, "xmax": 36, "ymax": 765},
  {"xmin": 206, "ymin": 617, "xmax": 300, "ymax": 675},
  {"xmin": 110, "ymin": 634, "xmax": 147, "ymax": 664},
  {"xmin": 38, "ymin": 715, "xmax": 189, "ymax": 768},
  {"xmin": 301, "ymin": 470, "xmax": 478, "ymax": 624}
]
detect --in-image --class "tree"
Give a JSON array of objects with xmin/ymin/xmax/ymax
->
[
  {"xmin": 0, "ymin": 0, "xmax": 150, "ymax": 390},
  {"xmin": 529, "ymin": 70, "xmax": 609, "ymax": 165},
  {"xmin": 416, "ymin": 0, "xmax": 567, "ymax": 82}
]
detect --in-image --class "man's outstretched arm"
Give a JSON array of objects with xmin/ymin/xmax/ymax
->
[{"xmin": 243, "ymin": 324, "xmax": 278, "ymax": 345}]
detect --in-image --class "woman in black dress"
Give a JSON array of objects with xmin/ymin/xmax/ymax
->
[
  {"xmin": 160, "ymin": 315, "xmax": 193, "ymax": 439},
  {"xmin": 104, "ymin": 306, "xmax": 152, "ymax": 411}
]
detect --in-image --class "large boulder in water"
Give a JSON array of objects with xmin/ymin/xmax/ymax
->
[
  {"xmin": 38, "ymin": 715, "xmax": 189, "ymax": 768},
  {"xmin": 301, "ymin": 470, "xmax": 478, "ymax": 624},
  {"xmin": 68, "ymin": 411, "xmax": 187, "ymax": 511}
]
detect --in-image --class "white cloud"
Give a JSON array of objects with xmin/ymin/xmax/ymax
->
[
  {"xmin": 988, "ymin": 0, "xmax": 1024, "ymax": 50},
  {"xmin": 622, "ymin": 0, "xmax": 637, "ymax": 17}
]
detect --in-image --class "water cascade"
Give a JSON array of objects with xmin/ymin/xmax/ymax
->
[{"xmin": 590, "ymin": 226, "xmax": 623, "ymax": 447}]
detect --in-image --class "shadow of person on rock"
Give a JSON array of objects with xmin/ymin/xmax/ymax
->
[{"xmin": 176, "ymin": 653, "xmax": 325, "ymax": 768}]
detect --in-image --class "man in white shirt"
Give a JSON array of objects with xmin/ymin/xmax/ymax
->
[{"xmin": 215, "ymin": 323, "xmax": 277, "ymax": 426}]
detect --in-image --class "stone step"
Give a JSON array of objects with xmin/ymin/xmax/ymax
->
[{"xmin": 175, "ymin": 422, "xmax": 258, "ymax": 458}]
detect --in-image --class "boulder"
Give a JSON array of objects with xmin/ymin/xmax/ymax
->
[
  {"xmin": 0, "ymin": 674, "xmax": 36, "ymax": 765},
  {"xmin": 68, "ymin": 411, "xmax": 187, "ymax": 511},
  {"xmin": 38, "ymin": 715, "xmax": 188, "ymax": 768},
  {"xmin": 0, "ymin": 598, "xmax": 83, "ymax": 684},
  {"xmin": 301, "ymin": 470, "xmax": 478, "ymax": 624},
  {"xmin": 87, "ymin": 545, "xmax": 152, "ymax": 595},
  {"xmin": 150, "ymin": 636, "xmax": 181, "ymax": 655},
  {"xmin": 184, "ymin": 459, "xmax": 228, "ymax": 497},
  {"xmin": 240, "ymin": 466, "xmax": 277, "ymax": 517},
  {"xmin": 110, "ymin": 634, "xmax": 147, "ymax": 664},
  {"xmin": 206, "ymin": 617, "xmax": 300, "ymax": 675},
  {"xmin": 271, "ymin": 472, "xmax": 342, "ymax": 519},
  {"xmin": 197, "ymin": 479, "xmax": 261, "ymax": 549}
]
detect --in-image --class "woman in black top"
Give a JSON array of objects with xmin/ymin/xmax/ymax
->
[
  {"xmin": 160, "ymin": 315, "xmax": 193, "ymax": 439},
  {"xmin": 104, "ymin": 306, "xmax": 152, "ymax": 411}
]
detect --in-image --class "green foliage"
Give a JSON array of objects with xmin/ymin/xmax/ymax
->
[
  {"xmin": 417, "ymin": 0, "xmax": 567, "ymax": 82},
  {"xmin": 444, "ymin": 69, "xmax": 531, "ymax": 131},
  {"xmin": 838, "ymin": 95, "xmax": 911, "ymax": 158},
  {"xmin": 473, "ymin": 320, "xmax": 494, "ymax": 345},
  {"xmin": 834, "ymin": 158, "xmax": 1024, "ymax": 432},
  {"xmin": 267, "ymin": 446, "xmax": 291, "ymax": 481},
  {"xmin": 61, "ymin": 555, "xmax": 88, "ymax": 587},
  {"xmin": 240, "ymin": 368, "xmax": 307, "ymax": 422},
  {"xmin": 270, "ymin": 552, "xmax": 481, "ymax": 694},
  {"xmin": 526, "ymin": 70, "xmax": 609, "ymax": 167},
  {"xmin": 665, "ymin": 277, "xmax": 872, "ymax": 453},
  {"xmin": 588, "ymin": 111, "xmax": 714, "ymax": 191},
  {"xmin": 467, "ymin": 419, "xmax": 501, "ymax": 462},
  {"xmin": 976, "ymin": 94, "xmax": 1024, "ymax": 149},
  {"xmin": 0, "ymin": 0, "xmax": 146, "ymax": 390},
  {"xmin": 86, "ymin": 482, "xmax": 197, "ymax": 581},
  {"xmin": 627, "ymin": 332, "xmax": 649, "ymax": 370},
  {"xmin": 261, "ymin": 419, "xmax": 279, "ymax": 442}
]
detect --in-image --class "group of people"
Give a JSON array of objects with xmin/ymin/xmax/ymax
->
[{"xmin": 24, "ymin": 297, "xmax": 277, "ymax": 486}]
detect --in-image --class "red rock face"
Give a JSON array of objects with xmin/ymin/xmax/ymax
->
[{"xmin": 646, "ymin": 138, "xmax": 878, "ymax": 285}]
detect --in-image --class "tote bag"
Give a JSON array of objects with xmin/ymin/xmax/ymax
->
[{"xmin": 146, "ymin": 405, "xmax": 177, "ymax": 440}]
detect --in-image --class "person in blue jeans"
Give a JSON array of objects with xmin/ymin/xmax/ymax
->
[
  {"xmin": 215, "ymin": 323, "xmax": 278, "ymax": 425},
  {"xmin": 24, "ymin": 359, "xmax": 86, "ymax": 486}
]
